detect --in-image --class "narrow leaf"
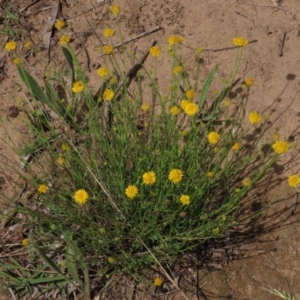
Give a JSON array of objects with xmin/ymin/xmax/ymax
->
[
  {"xmin": 61, "ymin": 47, "xmax": 75, "ymax": 84},
  {"xmin": 199, "ymin": 65, "xmax": 218, "ymax": 110}
]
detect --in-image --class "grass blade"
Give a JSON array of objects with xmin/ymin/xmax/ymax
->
[{"xmin": 199, "ymin": 65, "xmax": 218, "ymax": 109}]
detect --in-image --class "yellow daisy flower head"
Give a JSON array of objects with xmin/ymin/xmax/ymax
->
[
  {"xmin": 232, "ymin": 142, "xmax": 241, "ymax": 151},
  {"xmin": 248, "ymin": 111, "xmax": 262, "ymax": 125},
  {"xmin": 142, "ymin": 171, "xmax": 156, "ymax": 185},
  {"xmin": 197, "ymin": 47, "xmax": 203, "ymax": 54},
  {"xmin": 141, "ymin": 103, "xmax": 151, "ymax": 112},
  {"xmin": 24, "ymin": 41, "xmax": 32, "ymax": 49},
  {"xmin": 288, "ymin": 174, "xmax": 300, "ymax": 188},
  {"xmin": 154, "ymin": 276, "xmax": 163, "ymax": 286},
  {"xmin": 207, "ymin": 132, "xmax": 220, "ymax": 145},
  {"xmin": 233, "ymin": 37, "xmax": 248, "ymax": 47},
  {"xmin": 272, "ymin": 140, "xmax": 289, "ymax": 155},
  {"xmin": 72, "ymin": 81, "xmax": 85, "ymax": 93},
  {"xmin": 56, "ymin": 155, "xmax": 65, "ymax": 166},
  {"xmin": 103, "ymin": 45, "xmax": 113, "ymax": 55},
  {"xmin": 107, "ymin": 257, "xmax": 114, "ymax": 264},
  {"xmin": 168, "ymin": 35, "xmax": 183, "ymax": 45},
  {"xmin": 54, "ymin": 19, "xmax": 66, "ymax": 30},
  {"xmin": 242, "ymin": 177, "xmax": 252, "ymax": 187},
  {"xmin": 168, "ymin": 169, "xmax": 183, "ymax": 184},
  {"xmin": 109, "ymin": 4, "xmax": 120, "ymax": 15},
  {"xmin": 149, "ymin": 46, "xmax": 160, "ymax": 57},
  {"xmin": 180, "ymin": 195, "xmax": 190, "ymax": 206},
  {"xmin": 245, "ymin": 77, "xmax": 254, "ymax": 87},
  {"xmin": 181, "ymin": 130, "xmax": 188, "ymax": 137},
  {"xmin": 103, "ymin": 28, "xmax": 115, "ymax": 37},
  {"xmin": 22, "ymin": 238, "xmax": 29, "ymax": 246},
  {"xmin": 59, "ymin": 35, "xmax": 71, "ymax": 45},
  {"xmin": 272, "ymin": 132, "xmax": 280, "ymax": 141},
  {"xmin": 61, "ymin": 143, "xmax": 71, "ymax": 151},
  {"xmin": 97, "ymin": 67, "xmax": 109, "ymax": 78},
  {"xmin": 13, "ymin": 57, "xmax": 21, "ymax": 65},
  {"xmin": 222, "ymin": 98, "xmax": 231, "ymax": 108},
  {"xmin": 173, "ymin": 65, "xmax": 183, "ymax": 74},
  {"xmin": 170, "ymin": 105, "xmax": 181, "ymax": 115},
  {"xmin": 5, "ymin": 41, "xmax": 16, "ymax": 51},
  {"xmin": 184, "ymin": 102, "xmax": 198, "ymax": 117},
  {"xmin": 180, "ymin": 99, "xmax": 190, "ymax": 110},
  {"xmin": 73, "ymin": 189, "xmax": 89, "ymax": 205},
  {"xmin": 38, "ymin": 184, "xmax": 48, "ymax": 194},
  {"xmin": 110, "ymin": 76, "xmax": 118, "ymax": 84},
  {"xmin": 207, "ymin": 171, "xmax": 214, "ymax": 178},
  {"xmin": 103, "ymin": 88, "xmax": 115, "ymax": 101},
  {"xmin": 186, "ymin": 89, "xmax": 195, "ymax": 100},
  {"xmin": 125, "ymin": 185, "xmax": 138, "ymax": 199}
]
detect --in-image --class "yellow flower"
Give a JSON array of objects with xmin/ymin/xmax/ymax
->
[
  {"xmin": 233, "ymin": 37, "xmax": 248, "ymax": 47},
  {"xmin": 103, "ymin": 45, "xmax": 113, "ymax": 55},
  {"xmin": 141, "ymin": 103, "xmax": 150, "ymax": 112},
  {"xmin": 197, "ymin": 47, "xmax": 203, "ymax": 54},
  {"xmin": 242, "ymin": 178, "xmax": 252, "ymax": 187},
  {"xmin": 61, "ymin": 143, "xmax": 71, "ymax": 151},
  {"xmin": 38, "ymin": 184, "xmax": 48, "ymax": 194},
  {"xmin": 222, "ymin": 98, "xmax": 231, "ymax": 107},
  {"xmin": 214, "ymin": 147, "xmax": 219, "ymax": 153},
  {"xmin": 107, "ymin": 257, "xmax": 114, "ymax": 264},
  {"xmin": 184, "ymin": 102, "xmax": 198, "ymax": 116},
  {"xmin": 24, "ymin": 41, "xmax": 32, "ymax": 49},
  {"xmin": 248, "ymin": 111, "xmax": 262, "ymax": 124},
  {"xmin": 13, "ymin": 57, "xmax": 21, "ymax": 65},
  {"xmin": 73, "ymin": 189, "xmax": 89, "ymax": 205},
  {"xmin": 213, "ymin": 227, "xmax": 220, "ymax": 234},
  {"xmin": 103, "ymin": 28, "xmax": 115, "ymax": 37},
  {"xmin": 186, "ymin": 89, "xmax": 195, "ymax": 100},
  {"xmin": 154, "ymin": 276, "xmax": 163, "ymax": 286},
  {"xmin": 103, "ymin": 89, "xmax": 114, "ymax": 101},
  {"xmin": 207, "ymin": 132, "xmax": 220, "ymax": 145},
  {"xmin": 180, "ymin": 195, "xmax": 190, "ymax": 205},
  {"xmin": 168, "ymin": 35, "xmax": 183, "ymax": 45},
  {"xmin": 272, "ymin": 140, "xmax": 289, "ymax": 155},
  {"xmin": 109, "ymin": 5, "xmax": 120, "ymax": 15},
  {"xmin": 72, "ymin": 81, "xmax": 85, "ymax": 93},
  {"xmin": 97, "ymin": 67, "xmax": 109, "ymax": 78},
  {"xmin": 170, "ymin": 106, "xmax": 181, "ymax": 115},
  {"xmin": 180, "ymin": 99, "xmax": 190, "ymax": 110},
  {"xmin": 168, "ymin": 169, "xmax": 183, "ymax": 184},
  {"xmin": 207, "ymin": 172, "xmax": 214, "ymax": 178},
  {"xmin": 5, "ymin": 41, "xmax": 16, "ymax": 51},
  {"xmin": 22, "ymin": 238, "xmax": 29, "ymax": 246},
  {"xmin": 59, "ymin": 35, "xmax": 71, "ymax": 45},
  {"xmin": 56, "ymin": 155, "xmax": 65, "ymax": 166},
  {"xmin": 149, "ymin": 46, "xmax": 160, "ymax": 57},
  {"xmin": 173, "ymin": 66, "xmax": 183, "ymax": 74},
  {"xmin": 288, "ymin": 174, "xmax": 300, "ymax": 188},
  {"xmin": 232, "ymin": 142, "xmax": 241, "ymax": 151},
  {"xmin": 110, "ymin": 76, "xmax": 118, "ymax": 84},
  {"xmin": 54, "ymin": 19, "xmax": 66, "ymax": 30},
  {"xmin": 245, "ymin": 77, "xmax": 254, "ymax": 86},
  {"xmin": 272, "ymin": 132, "xmax": 280, "ymax": 141},
  {"xmin": 181, "ymin": 130, "xmax": 188, "ymax": 137},
  {"xmin": 142, "ymin": 171, "xmax": 156, "ymax": 185},
  {"xmin": 125, "ymin": 185, "xmax": 138, "ymax": 199}
]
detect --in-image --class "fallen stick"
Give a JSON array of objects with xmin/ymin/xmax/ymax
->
[
  {"xmin": 237, "ymin": 2, "xmax": 287, "ymax": 11},
  {"xmin": 113, "ymin": 26, "xmax": 161, "ymax": 49}
]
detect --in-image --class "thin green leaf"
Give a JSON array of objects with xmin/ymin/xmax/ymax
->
[
  {"xmin": 28, "ymin": 275, "xmax": 68, "ymax": 285},
  {"xmin": 199, "ymin": 65, "xmax": 218, "ymax": 109},
  {"xmin": 61, "ymin": 47, "xmax": 75, "ymax": 84},
  {"xmin": 17, "ymin": 66, "xmax": 60, "ymax": 116},
  {"xmin": 65, "ymin": 236, "xmax": 81, "ymax": 285},
  {"xmin": 0, "ymin": 270, "xmax": 23, "ymax": 284},
  {"xmin": 44, "ymin": 80, "xmax": 65, "ymax": 117},
  {"xmin": 5, "ymin": 9, "xmax": 19, "ymax": 20}
]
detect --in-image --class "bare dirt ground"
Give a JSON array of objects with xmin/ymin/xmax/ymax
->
[{"xmin": 1, "ymin": 0, "xmax": 300, "ymax": 299}]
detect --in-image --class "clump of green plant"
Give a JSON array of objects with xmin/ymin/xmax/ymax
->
[{"xmin": 1, "ymin": 4, "xmax": 298, "ymax": 298}]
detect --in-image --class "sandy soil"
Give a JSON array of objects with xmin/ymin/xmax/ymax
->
[{"xmin": 1, "ymin": 0, "xmax": 300, "ymax": 299}]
